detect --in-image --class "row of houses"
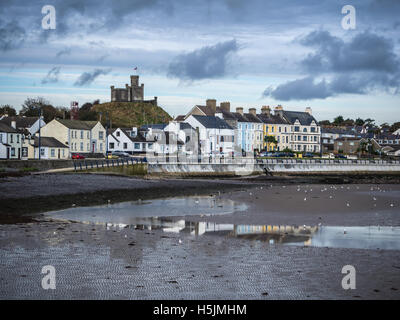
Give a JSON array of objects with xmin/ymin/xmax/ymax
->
[
  {"xmin": 0, "ymin": 116, "xmax": 107, "ymax": 160},
  {"xmin": 1, "ymin": 100, "xmax": 399, "ymax": 160}
]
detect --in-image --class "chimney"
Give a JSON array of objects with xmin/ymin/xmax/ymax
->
[
  {"xmin": 249, "ymin": 108, "xmax": 257, "ymax": 116},
  {"xmin": 236, "ymin": 107, "xmax": 243, "ymax": 115},
  {"xmin": 274, "ymin": 105, "xmax": 284, "ymax": 118},
  {"xmin": 220, "ymin": 101, "xmax": 230, "ymax": 112},
  {"xmin": 305, "ymin": 107, "xmax": 312, "ymax": 115},
  {"xmin": 261, "ymin": 105, "xmax": 271, "ymax": 116},
  {"xmin": 11, "ymin": 121, "xmax": 16, "ymax": 129},
  {"xmin": 206, "ymin": 99, "xmax": 217, "ymax": 114}
]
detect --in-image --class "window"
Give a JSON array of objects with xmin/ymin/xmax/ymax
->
[
  {"xmin": 40, "ymin": 148, "xmax": 45, "ymax": 156},
  {"xmin": 51, "ymin": 149, "xmax": 55, "ymax": 157},
  {"xmin": 134, "ymin": 143, "xmax": 140, "ymax": 149},
  {"xmin": 99, "ymin": 131, "xmax": 104, "ymax": 140},
  {"xmin": 87, "ymin": 131, "xmax": 90, "ymax": 139},
  {"xmin": 109, "ymin": 142, "xmax": 114, "ymax": 149},
  {"xmin": 148, "ymin": 143, "xmax": 153, "ymax": 150},
  {"xmin": 100, "ymin": 143, "xmax": 103, "ymax": 151},
  {"xmin": 303, "ymin": 128, "xmax": 307, "ymax": 132},
  {"xmin": 22, "ymin": 147, "xmax": 28, "ymax": 157},
  {"xmin": 87, "ymin": 143, "xmax": 90, "ymax": 151},
  {"xmin": 17, "ymin": 135, "xmax": 19, "ymax": 143},
  {"xmin": 311, "ymin": 127, "xmax": 316, "ymax": 133},
  {"xmin": 116, "ymin": 131, "xmax": 120, "ymax": 137},
  {"xmin": 62, "ymin": 149, "xmax": 65, "ymax": 157},
  {"xmin": 80, "ymin": 142, "xmax": 83, "ymax": 151},
  {"xmin": 10, "ymin": 134, "xmax": 13, "ymax": 143},
  {"xmin": 0, "ymin": 133, "xmax": 2, "ymax": 142},
  {"xmin": 11, "ymin": 147, "xmax": 15, "ymax": 156},
  {"xmin": 123, "ymin": 143, "xmax": 127, "ymax": 149},
  {"xmin": 221, "ymin": 136, "xmax": 224, "ymax": 142},
  {"xmin": 303, "ymin": 136, "xmax": 307, "ymax": 141},
  {"xmin": 80, "ymin": 131, "xmax": 84, "ymax": 139},
  {"xmin": 294, "ymin": 126, "xmax": 300, "ymax": 132}
]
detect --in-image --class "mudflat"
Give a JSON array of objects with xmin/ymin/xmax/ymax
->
[{"xmin": 0, "ymin": 173, "xmax": 399, "ymax": 299}]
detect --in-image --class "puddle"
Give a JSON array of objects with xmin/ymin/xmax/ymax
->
[
  {"xmin": 46, "ymin": 197, "xmax": 400, "ymax": 251},
  {"xmin": 47, "ymin": 196, "xmax": 247, "ymax": 222}
]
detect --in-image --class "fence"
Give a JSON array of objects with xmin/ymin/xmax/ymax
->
[{"xmin": 73, "ymin": 158, "xmax": 146, "ymax": 171}]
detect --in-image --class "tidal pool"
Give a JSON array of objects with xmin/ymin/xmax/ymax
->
[{"xmin": 46, "ymin": 197, "xmax": 400, "ymax": 251}]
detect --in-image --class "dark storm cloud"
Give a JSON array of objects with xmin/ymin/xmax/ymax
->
[
  {"xmin": 0, "ymin": 20, "xmax": 26, "ymax": 51},
  {"xmin": 167, "ymin": 39, "xmax": 238, "ymax": 81},
  {"xmin": 264, "ymin": 30, "xmax": 400, "ymax": 100},
  {"xmin": 41, "ymin": 66, "xmax": 61, "ymax": 84},
  {"xmin": 74, "ymin": 68, "xmax": 111, "ymax": 86},
  {"xmin": 300, "ymin": 30, "xmax": 399, "ymax": 74}
]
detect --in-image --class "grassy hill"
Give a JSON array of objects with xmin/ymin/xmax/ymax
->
[{"xmin": 92, "ymin": 101, "xmax": 172, "ymax": 128}]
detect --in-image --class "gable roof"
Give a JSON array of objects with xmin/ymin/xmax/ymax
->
[
  {"xmin": 0, "ymin": 116, "xmax": 39, "ymax": 129},
  {"xmin": 33, "ymin": 137, "xmax": 68, "ymax": 148},
  {"xmin": 56, "ymin": 119, "xmax": 99, "ymax": 130},
  {"xmin": 120, "ymin": 128, "xmax": 156, "ymax": 143},
  {"xmin": 282, "ymin": 111, "xmax": 317, "ymax": 126},
  {"xmin": 0, "ymin": 122, "xmax": 18, "ymax": 133},
  {"xmin": 191, "ymin": 115, "xmax": 233, "ymax": 129},
  {"xmin": 243, "ymin": 113, "xmax": 262, "ymax": 123}
]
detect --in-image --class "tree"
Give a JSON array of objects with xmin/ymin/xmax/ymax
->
[
  {"xmin": 355, "ymin": 118, "xmax": 364, "ymax": 126},
  {"xmin": 319, "ymin": 120, "xmax": 331, "ymax": 126},
  {"xmin": 78, "ymin": 101, "xmax": 97, "ymax": 121},
  {"xmin": 264, "ymin": 135, "xmax": 277, "ymax": 151},
  {"xmin": 390, "ymin": 122, "xmax": 400, "ymax": 133},
  {"xmin": 364, "ymin": 118, "xmax": 375, "ymax": 126},
  {"xmin": 20, "ymin": 97, "xmax": 62, "ymax": 123},
  {"xmin": 333, "ymin": 116, "xmax": 344, "ymax": 126},
  {"xmin": 0, "ymin": 104, "xmax": 17, "ymax": 116}
]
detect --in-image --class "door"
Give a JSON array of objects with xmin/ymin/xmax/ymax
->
[
  {"xmin": 58, "ymin": 149, "xmax": 60, "ymax": 159},
  {"xmin": 92, "ymin": 142, "xmax": 96, "ymax": 153}
]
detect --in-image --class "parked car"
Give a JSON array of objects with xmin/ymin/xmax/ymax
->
[
  {"xmin": 303, "ymin": 152, "xmax": 314, "ymax": 158},
  {"xmin": 111, "ymin": 151, "xmax": 131, "ymax": 158},
  {"xmin": 71, "ymin": 153, "xmax": 85, "ymax": 159},
  {"xmin": 335, "ymin": 154, "xmax": 347, "ymax": 159}
]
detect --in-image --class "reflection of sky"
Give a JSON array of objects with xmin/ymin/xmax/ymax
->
[{"xmin": 47, "ymin": 196, "xmax": 247, "ymax": 224}]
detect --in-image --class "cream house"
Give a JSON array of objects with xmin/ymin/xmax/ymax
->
[{"xmin": 40, "ymin": 119, "xmax": 106, "ymax": 157}]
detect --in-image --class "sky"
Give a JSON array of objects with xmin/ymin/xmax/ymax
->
[{"xmin": 0, "ymin": 0, "xmax": 399, "ymax": 124}]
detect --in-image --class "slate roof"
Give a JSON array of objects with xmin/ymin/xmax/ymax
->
[
  {"xmin": 140, "ymin": 124, "xmax": 167, "ymax": 131},
  {"xmin": 33, "ymin": 136, "xmax": 68, "ymax": 148},
  {"xmin": 243, "ymin": 113, "xmax": 262, "ymax": 123},
  {"xmin": 282, "ymin": 111, "xmax": 317, "ymax": 125},
  {"xmin": 0, "ymin": 116, "xmax": 38, "ymax": 129},
  {"xmin": 56, "ymin": 119, "xmax": 98, "ymax": 130},
  {"xmin": 191, "ymin": 115, "xmax": 233, "ymax": 129},
  {"xmin": 257, "ymin": 114, "xmax": 288, "ymax": 125},
  {"xmin": 120, "ymin": 128, "xmax": 156, "ymax": 143},
  {"xmin": 0, "ymin": 122, "xmax": 18, "ymax": 133}
]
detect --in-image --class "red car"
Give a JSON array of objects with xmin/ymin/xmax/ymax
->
[{"xmin": 71, "ymin": 153, "xmax": 85, "ymax": 159}]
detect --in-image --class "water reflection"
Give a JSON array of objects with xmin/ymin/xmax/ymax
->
[
  {"xmin": 48, "ymin": 196, "xmax": 247, "ymax": 222},
  {"xmin": 55, "ymin": 215, "xmax": 400, "ymax": 251}
]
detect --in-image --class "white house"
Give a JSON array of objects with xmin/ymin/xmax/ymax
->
[
  {"xmin": 185, "ymin": 115, "xmax": 235, "ymax": 158},
  {"xmin": 107, "ymin": 127, "xmax": 157, "ymax": 154},
  {"xmin": 0, "ymin": 122, "xmax": 23, "ymax": 159},
  {"xmin": 0, "ymin": 115, "xmax": 46, "ymax": 135},
  {"xmin": 32, "ymin": 137, "xmax": 69, "ymax": 159}
]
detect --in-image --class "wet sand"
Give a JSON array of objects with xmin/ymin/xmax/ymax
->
[{"xmin": 0, "ymin": 174, "xmax": 400, "ymax": 299}]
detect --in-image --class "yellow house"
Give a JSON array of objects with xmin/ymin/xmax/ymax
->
[{"xmin": 40, "ymin": 119, "xmax": 106, "ymax": 157}]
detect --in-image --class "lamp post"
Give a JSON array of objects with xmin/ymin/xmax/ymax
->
[{"xmin": 38, "ymin": 107, "xmax": 42, "ymax": 160}]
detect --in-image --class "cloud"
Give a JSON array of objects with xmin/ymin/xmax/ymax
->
[
  {"xmin": 167, "ymin": 39, "xmax": 239, "ymax": 81},
  {"xmin": 264, "ymin": 77, "xmax": 331, "ymax": 101},
  {"xmin": 41, "ymin": 66, "xmax": 61, "ymax": 84},
  {"xmin": 0, "ymin": 20, "xmax": 26, "ymax": 51},
  {"xmin": 264, "ymin": 30, "xmax": 400, "ymax": 100},
  {"xmin": 56, "ymin": 48, "xmax": 72, "ymax": 58},
  {"xmin": 300, "ymin": 30, "xmax": 399, "ymax": 74},
  {"xmin": 74, "ymin": 68, "xmax": 111, "ymax": 86}
]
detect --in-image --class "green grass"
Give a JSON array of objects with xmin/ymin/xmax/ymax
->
[{"xmin": 19, "ymin": 167, "xmax": 39, "ymax": 172}]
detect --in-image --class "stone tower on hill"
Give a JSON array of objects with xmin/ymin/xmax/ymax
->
[{"xmin": 110, "ymin": 75, "xmax": 157, "ymax": 106}]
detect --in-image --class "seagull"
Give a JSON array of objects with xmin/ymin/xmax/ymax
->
[
  {"xmin": 390, "ymin": 203, "xmax": 394, "ymax": 207},
  {"xmin": 179, "ymin": 239, "xmax": 182, "ymax": 244},
  {"xmin": 373, "ymin": 197, "xmax": 377, "ymax": 201},
  {"xmin": 304, "ymin": 197, "xmax": 307, "ymax": 201},
  {"xmin": 346, "ymin": 203, "xmax": 350, "ymax": 207}
]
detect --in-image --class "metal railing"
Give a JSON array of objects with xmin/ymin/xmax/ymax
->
[{"xmin": 73, "ymin": 158, "xmax": 146, "ymax": 171}]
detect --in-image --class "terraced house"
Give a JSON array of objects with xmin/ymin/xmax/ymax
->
[{"xmin": 40, "ymin": 119, "xmax": 106, "ymax": 157}]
